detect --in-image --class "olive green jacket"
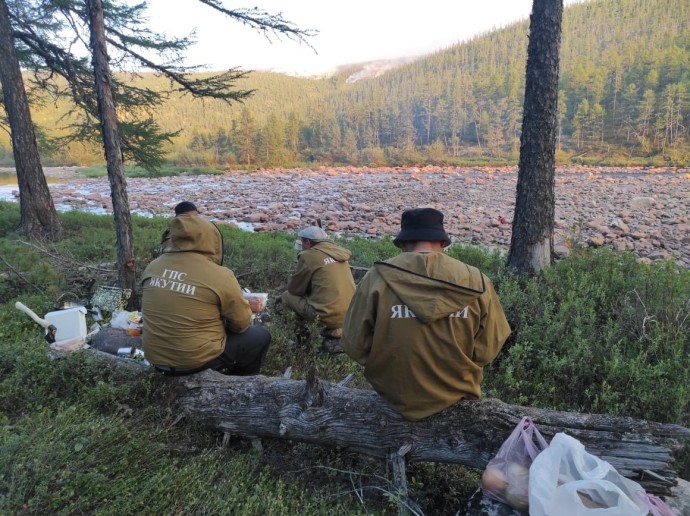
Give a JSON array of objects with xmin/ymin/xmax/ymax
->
[
  {"xmin": 342, "ymin": 252, "xmax": 511, "ymax": 421},
  {"xmin": 287, "ymin": 241, "xmax": 356, "ymax": 329},
  {"xmin": 142, "ymin": 216, "xmax": 251, "ymax": 367}
]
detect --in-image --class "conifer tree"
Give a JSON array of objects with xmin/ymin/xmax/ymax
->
[
  {"xmin": 508, "ymin": 0, "xmax": 563, "ymax": 274},
  {"xmin": 0, "ymin": 0, "xmax": 61, "ymax": 240},
  {"xmin": 1, "ymin": 0, "xmax": 313, "ymax": 300}
]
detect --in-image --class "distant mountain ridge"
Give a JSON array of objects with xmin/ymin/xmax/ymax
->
[
  {"xmin": 333, "ymin": 56, "xmax": 423, "ymax": 83},
  {"xmin": 2, "ymin": 0, "xmax": 688, "ymax": 168}
]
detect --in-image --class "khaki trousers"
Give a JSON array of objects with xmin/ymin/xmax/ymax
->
[{"xmin": 281, "ymin": 291, "xmax": 318, "ymax": 323}]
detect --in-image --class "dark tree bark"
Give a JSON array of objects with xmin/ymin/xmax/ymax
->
[
  {"xmin": 508, "ymin": 0, "xmax": 563, "ymax": 274},
  {"xmin": 86, "ymin": 0, "xmax": 137, "ymax": 308},
  {"xmin": 0, "ymin": 0, "xmax": 61, "ymax": 241}
]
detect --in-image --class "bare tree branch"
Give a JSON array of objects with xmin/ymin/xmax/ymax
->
[
  {"xmin": 0, "ymin": 254, "xmax": 41, "ymax": 290},
  {"xmin": 105, "ymin": 34, "xmax": 255, "ymax": 101},
  {"xmin": 17, "ymin": 239, "xmax": 116, "ymax": 273},
  {"xmin": 194, "ymin": 0, "xmax": 317, "ymax": 49}
]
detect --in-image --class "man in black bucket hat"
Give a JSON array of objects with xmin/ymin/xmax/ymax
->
[
  {"xmin": 342, "ymin": 207, "xmax": 511, "ymax": 421},
  {"xmin": 392, "ymin": 206, "xmax": 452, "ymax": 248}
]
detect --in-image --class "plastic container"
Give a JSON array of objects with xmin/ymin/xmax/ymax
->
[
  {"xmin": 45, "ymin": 306, "xmax": 87, "ymax": 342},
  {"xmin": 243, "ymin": 293, "xmax": 268, "ymax": 313}
]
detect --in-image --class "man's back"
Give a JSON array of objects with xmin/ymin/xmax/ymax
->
[
  {"xmin": 287, "ymin": 241, "xmax": 355, "ymax": 329},
  {"xmin": 342, "ymin": 252, "xmax": 510, "ymax": 420},
  {"xmin": 142, "ymin": 216, "xmax": 251, "ymax": 368}
]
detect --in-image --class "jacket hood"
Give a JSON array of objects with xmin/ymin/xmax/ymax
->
[
  {"xmin": 167, "ymin": 216, "xmax": 224, "ymax": 265},
  {"xmin": 309, "ymin": 241, "xmax": 352, "ymax": 262},
  {"xmin": 374, "ymin": 252, "xmax": 486, "ymax": 324}
]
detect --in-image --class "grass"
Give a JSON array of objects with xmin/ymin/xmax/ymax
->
[
  {"xmin": 1, "ymin": 201, "xmax": 689, "ymax": 514},
  {"xmin": 78, "ymin": 164, "xmax": 225, "ymax": 178}
]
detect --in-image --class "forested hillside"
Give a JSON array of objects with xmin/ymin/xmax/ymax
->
[
  {"xmin": 2, "ymin": 0, "xmax": 688, "ymax": 168},
  {"xmin": 320, "ymin": 0, "xmax": 690, "ymax": 165}
]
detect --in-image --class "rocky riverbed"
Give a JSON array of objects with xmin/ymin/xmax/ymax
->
[{"xmin": 5, "ymin": 165, "xmax": 690, "ymax": 267}]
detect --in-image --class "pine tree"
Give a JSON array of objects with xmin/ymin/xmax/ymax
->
[
  {"xmin": 0, "ymin": 0, "xmax": 61, "ymax": 239},
  {"xmin": 508, "ymin": 0, "xmax": 563, "ymax": 274},
  {"xmin": 1, "ymin": 0, "xmax": 314, "ymax": 300}
]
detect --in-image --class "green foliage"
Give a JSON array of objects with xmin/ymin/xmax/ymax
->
[
  {"xmin": 1, "ymin": 209, "xmax": 689, "ymax": 513},
  {"xmin": 339, "ymin": 234, "xmax": 398, "ymax": 268},
  {"xmin": 219, "ymin": 227, "xmax": 297, "ymax": 291},
  {"xmin": 0, "ymin": 300, "xmax": 373, "ymax": 515},
  {"xmin": 0, "ymin": 406, "xmax": 356, "ymax": 515},
  {"xmin": 486, "ymin": 248, "xmax": 690, "ymax": 426},
  {"xmin": 447, "ymin": 244, "xmax": 507, "ymax": 277},
  {"xmin": 0, "ymin": 206, "xmax": 63, "ymax": 302},
  {"xmin": 0, "ymin": 201, "xmax": 21, "ymax": 236},
  {"xmin": 261, "ymin": 308, "xmax": 366, "ymax": 387}
]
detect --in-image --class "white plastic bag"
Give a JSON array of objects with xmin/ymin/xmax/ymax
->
[
  {"xmin": 110, "ymin": 310, "xmax": 141, "ymax": 330},
  {"xmin": 529, "ymin": 433, "xmax": 649, "ymax": 516}
]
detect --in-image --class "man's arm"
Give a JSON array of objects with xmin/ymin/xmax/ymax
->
[
  {"xmin": 287, "ymin": 253, "xmax": 313, "ymax": 296},
  {"xmin": 472, "ymin": 275, "xmax": 511, "ymax": 366},
  {"xmin": 218, "ymin": 269, "xmax": 252, "ymax": 333},
  {"xmin": 342, "ymin": 272, "xmax": 378, "ymax": 365}
]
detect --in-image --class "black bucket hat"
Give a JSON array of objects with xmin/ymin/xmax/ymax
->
[
  {"xmin": 393, "ymin": 207, "xmax": 451, "ymax": 248},
  {"xmin": 174, "ymin": 201, "xmax": 199, "ymax": 215}
]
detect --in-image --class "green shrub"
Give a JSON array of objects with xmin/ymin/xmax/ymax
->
[
  {"xmin": 219, "ymin": 226, "xmax": 296, "ymax": 291},
  {"xmin": 486, "ymin": 248, "xmax": 690, "ymax": 426},
  {"xmin": 0, "ymin": 405, "xmax": 363, "ymax": 515},
  {"xmin": 339, "ymin": 233, "xmax": 398, "ymax": 268},
  {"xmin": 0, "ymin": 201, "xmax": 20, "ymax": 236}
]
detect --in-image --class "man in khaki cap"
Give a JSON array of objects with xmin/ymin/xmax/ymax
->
[
  {"xmin": 342, "ymin": 207, "xmax": 511, "ymax": 421},
  {"xmin": 282, "ymin": 225, "xmax": 356, "ymax": 340}
]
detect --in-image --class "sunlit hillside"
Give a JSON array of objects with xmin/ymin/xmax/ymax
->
[{"xmin": 1, "ymin": 0, "xmax": 688, "ymax": 168}]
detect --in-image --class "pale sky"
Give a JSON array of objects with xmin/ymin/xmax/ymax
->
[{"xmin": 139, "ymin": 0, "xmax": 582, "ymax": 76}]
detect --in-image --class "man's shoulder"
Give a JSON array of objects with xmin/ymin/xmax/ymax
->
[
  {"xmin": 298, "ymin": 248, "xmax": 319, "ymax": 262},
  {"xmin": 381, "ymin": 252, "xmax": 486, "ymax": 291},
  {"xmin": 314, "ymin": 241, "xmax": 352, "ymax": 258},
  {"xmin": 435, "ymin": 254, "xmax": 486, "ymax": 286},
  {"xmin": 382, "ymin": 251, "xmax": 471, "ymax": 269},
  {"xmin": 439, "ymin": 252, "xmax": 480, "ymax": 270}
]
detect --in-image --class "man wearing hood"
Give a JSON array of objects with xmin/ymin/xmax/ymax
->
[
  {"xmin": 342, "ymin": 208, "xmax": 511, "ymax": 421},
  {"xmin": 281, "ymin": 226, "xmax": 356, "ymax": 338},
  {"xmin": 159, "ymin": 201, "xmax": 200, "ymax": 254},
  {"xmin": 142, "ymin": 215, "xmax": 271, "ymax": 376}
]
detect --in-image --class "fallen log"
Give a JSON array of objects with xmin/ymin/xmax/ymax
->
[
  {"xmin": 170, "ymin": 369, "xmax": 688, "ymax": 496},
  {"xmin": 84, "ymin": 348, "xmax": 689, "ymax": 498}
]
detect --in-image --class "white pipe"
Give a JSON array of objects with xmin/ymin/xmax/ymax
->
[{"xmin": 15, "ymin": 301, "xmax": 50, "ymax": 329}]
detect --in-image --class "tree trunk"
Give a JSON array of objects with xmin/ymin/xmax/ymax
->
[
  {"xmin": 508, "ymin": 0, "xmax": 563, "ymax": 274},
  {"xmin": 0, "ymin": 0, "xmax": 62, "ymax": 240},
  {"xmin": 88, "ymin": 343, "xmax": 688, "ymax": 499},
  {"xmin": 86, "ymin": 0, "xmax": 137, "ymax": 308}
]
